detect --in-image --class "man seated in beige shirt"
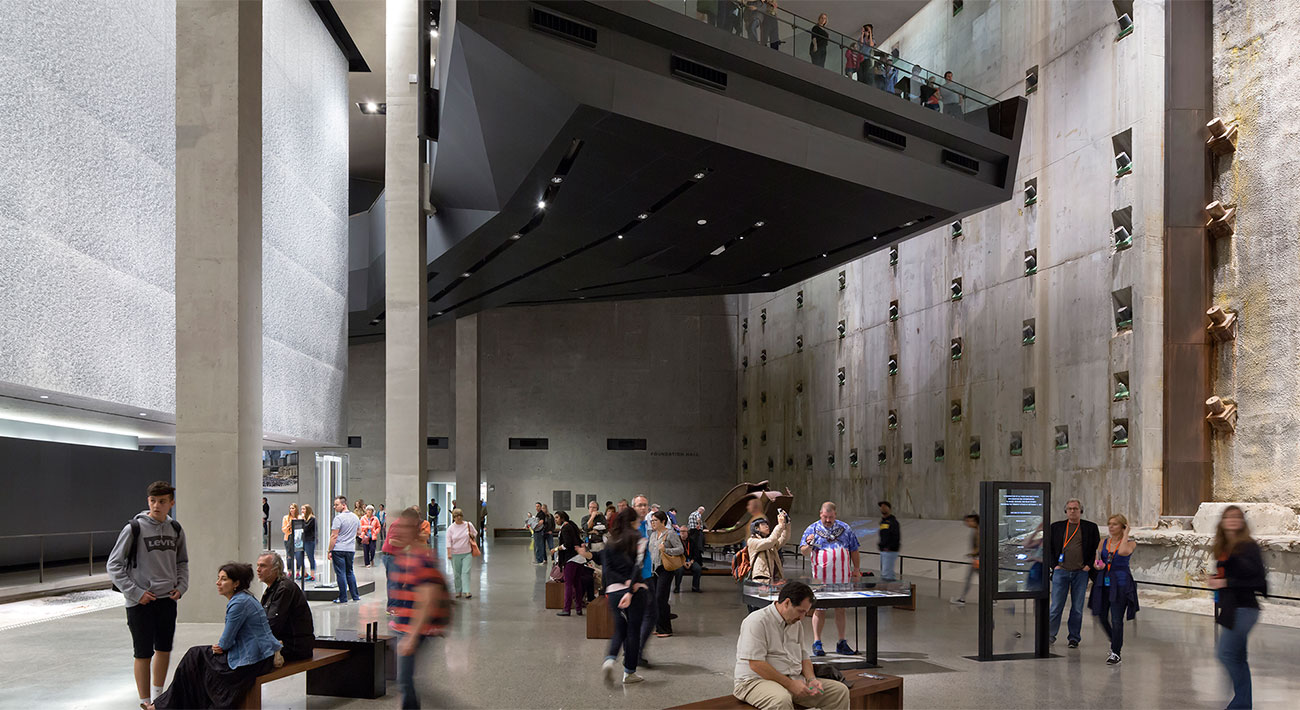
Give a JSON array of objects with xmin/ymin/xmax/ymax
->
[{"xmin": 733, "ymin": 581, "xmax": 850, "ymax": 710}]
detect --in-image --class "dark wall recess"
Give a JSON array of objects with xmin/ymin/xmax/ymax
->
[
  {"xmin": 509, "ymin": 437, "xmax": 550, "ymax": 450},
  {"xmin": 607, "ymin": 438, "xmax": 648, "ymax": 451}
]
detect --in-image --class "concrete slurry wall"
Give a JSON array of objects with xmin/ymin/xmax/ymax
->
[
  {"xmin": 739, "ymin": 0, "xmax": 1166, "ymax": 523},
  {"xmin": 341, "ymin": 297, "xmax": 739, "ymax": 524},
  {"xmin": 1209, "ymin": 0, "xmax": 1300, "ymax": 508}
]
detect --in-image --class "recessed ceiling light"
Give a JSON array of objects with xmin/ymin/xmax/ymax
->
[
  {"xmin": 616, "ymin": 234, "xmax": 624, "ymax": 239},
  {"xmin": 550, "ymin": 176, "xmax": 563, "ymax": 184},
  {"xmin": 637, "ymin": 213, "xmax": 649, "ymax": 220},
  {"xmin": 754, "ymin": 221, "xmax": 765, "ymax": 228},
  {"xmin": 369, "ymin": 319, "xmax": 380, "ymax": 325},
  {"xmin": 872, "ymin": 236, "xmax": 878, "ymax": 240},
  {"xmin": 357, "ymin": 101, "xmax": 386, "ymax": 115},
  {"xmin": 822, "ymin": 253, "xmax": 828, "ymax": 257},
  {"xmin": 710, "ymin": 245, "xmax": 726, "ymax": 256},
  {"xmin": 509, "ymin": 233, "xmax": 522, "ymax": 240},
  {"xmin": 696, "ymin": 219, "xmax": 708, "ymax": 226},
  {"xmin": 693, "ymin": 171, "xmax": 706, "ymax": 179},
  {"xmin": 762, "ymin": 272, "xmax": 771, "ymax": 278},
  {"xmin": 39, "ymin": 395, "xmax": 49, "ymax": 399},
  {"xmin": 537, "ymin": 200, "xmax": 547, "ymax": 209},
  {"xmin": 138, "ymin": 412, "xmax": 148, "ymax": 417},
  {"xmin": 436, "ymin": 311, "xmax": 444, "ymax": 316},
  {"xmin": 290, "ymin": 439, "xmax": 296, "ymax": 443},
  {"xmin": 461, "ymin": 272, "xmax": 471, "ymax": 278},
  {"xmin": 430, "ymin": 29, "xmax": 439, "ymax": 38}
]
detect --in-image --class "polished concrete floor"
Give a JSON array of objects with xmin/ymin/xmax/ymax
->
[{"xmin": 3, "ymin": 538, "xmax": 1298, "ymax": 708}]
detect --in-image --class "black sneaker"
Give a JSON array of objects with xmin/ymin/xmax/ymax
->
[
  {"xmin": 1068, "ymin": 640, "xmax": 1079, "ymax": 649},
  {"xmin": 1106, "ymin": 652, "xmax": 1121, "ymax": 665}
]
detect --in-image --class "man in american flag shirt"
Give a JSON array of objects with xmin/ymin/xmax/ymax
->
[{"xmin": 798, "ymin": 501, "xmax": 861, "ymax": 656}]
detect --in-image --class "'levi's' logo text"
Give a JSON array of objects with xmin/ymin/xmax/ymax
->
[{"xmin": 144, "ymin": 535, "xmax": 177, "ymax": 553}]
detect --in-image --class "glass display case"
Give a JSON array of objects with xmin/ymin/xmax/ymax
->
[{"xmin": 742, "ymin": 577, "xmax": 913, "ymax": 605}]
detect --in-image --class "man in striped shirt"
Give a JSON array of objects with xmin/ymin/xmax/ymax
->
[
  {"xmin": 387, "ymin": 507, "xmax": 450, "ymax": 708},
  {"xmin": 799, "ymin": 501, "xmax": 861, "ymax": 657}
]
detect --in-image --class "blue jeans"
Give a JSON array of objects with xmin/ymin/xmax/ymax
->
[
  {"xmin": 303, "ymin": 540, "xmax": 317, "ymax": 574},
  {"xmin": 394, "ymin": 631, "xmax": 427, "ymax": 708},
  {"xmin": 879, "ymin": 551, "xmax": 899, "ymax": 581},
  {"xmin": 1049, "ymin": 569, "xmax": 1090, "ymax": 642},
  {"xmin": 332, "ymin": 550, "xmax": 359, "ymax": 601},
  {"xmin": 533, "ymin": 532, "xmax": 546, "ymax": 563},
  {"xmin": 1217, "ymin": 606, "xmax": 1258, "ymax": 709}
]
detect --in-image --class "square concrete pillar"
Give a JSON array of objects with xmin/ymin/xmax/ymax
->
[
  {"xmin": 455, "ymin": 314, "xmax": 482, "ymax": 528},
  {"xmin": 175, "ymin": 0, "xmax": 264, "ymax": 622}
]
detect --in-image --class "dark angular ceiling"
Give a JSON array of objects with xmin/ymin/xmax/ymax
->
[{"xmin": 420, "ymin": 0, "xmax": 1025, "ymax": 321}]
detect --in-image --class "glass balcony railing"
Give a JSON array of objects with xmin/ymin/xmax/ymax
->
[{"xmin": 650, "ymin": 1, "xmax": 999, "ymax": 119}]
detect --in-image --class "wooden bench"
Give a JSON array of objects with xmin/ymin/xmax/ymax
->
[
  {"xmin": 586, "ymin": 594, "xmax": 613, "ymax": 639},
  {"xmin": 665, "ymin": 670, "xmax": 902, "ymax": 710},
  {"xmin": 239, "ymin": 648, "xmax": 349, "ymax": 710},
  {"xmin": 494, "ymin": 527, "xmax": 532, "ymax": 538}
]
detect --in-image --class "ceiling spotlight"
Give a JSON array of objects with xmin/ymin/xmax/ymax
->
[
  {"xmin": 357, "ymin": 101, "xmax": 386, "ymax": 115},
  {"xmin": 510, "ymin": 233, "xmax": 522, "ymax": 240},
  {"xmin": 461, "ymin": 272, "xmax": 471, "ymax": 278},
  {"xmin": 710, "ymin": 245, "xmax": 725, "ymax": 256},
  {"xmin": 696, "ymin": 219, "xmax": 708, "ymax": 226},
  {"xmin": 290, "ymin": 439, "xmax": 297, "ymax": 444},
  {"xmin": 821, "ymin": 253, "xmax": 828, "ymax": 258},
  {"xmin": 550, "ymin": 176, "xmax": 563, "ymax": 184},
  {"xmin": 762, "ymin": 272, "xmax": 771, "ymax": 278},
  {"xmin": 369, "ymin": 319, "xmax": 380, "ymax": 325},
  {"xmin": 616, "ymin": 234, "xmax": 624, "ymax": 240},
  {"xmin": 638, "ymin": 213, "xmax": 649, "ymax": 220},
  {"xmin": 693, "ymin": 172, "xmax": 706, "ymax": 179},
  {"xmin": 537, "ymin": 200, "xmax": 547, "ymax": 209},
  {"xmin": 430, "ymin": 28, "xmax": 439, "ymax": 38},
  {"xmin": 872, "ymin": 236, "xmax": 878, "ymax": 240},
  {"xmin": 753, "ymin": 221, "xmax": 765, "ymax": 228},
  {"xmin": 435, "ymin": 311, "xmax": 444, "ymax": 316},
  {"xmin": 39, "ymin": 395, "xmax": 49, "ymax": 399},
  {"xmin": 139, "ymin": 412, "xmax": 148, "ymax": 417}
]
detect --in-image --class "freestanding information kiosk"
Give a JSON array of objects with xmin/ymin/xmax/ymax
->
[{"xmin": 975, "ymin": 481, "xmax": 1052, "ymax": 661}]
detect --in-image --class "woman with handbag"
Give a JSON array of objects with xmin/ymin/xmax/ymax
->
[
  {"xmin": 648, "ymin": 511, "xmax": 685, "ymax": 637},
  {"xmin": 446, "ymin": 507, "xmax": 479, "ymax": 599}
]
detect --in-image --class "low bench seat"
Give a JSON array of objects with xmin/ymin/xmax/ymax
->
[
  {"xmin": 664, "ymin": 670, "xmax": 902, "ymax": 710},
  {"xmin": 239, "ymin": 648, "xmax": 349, "ymax": 709}
]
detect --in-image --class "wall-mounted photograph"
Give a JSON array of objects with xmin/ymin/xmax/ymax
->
[{"xmin": 262, "ymin": 450, "xmax": 299, "ymax": 493}]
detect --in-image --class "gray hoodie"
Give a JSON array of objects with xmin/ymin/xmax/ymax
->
[{"xmin": 106, "ymin": 511, "xmax": 190, "ymax": 607}]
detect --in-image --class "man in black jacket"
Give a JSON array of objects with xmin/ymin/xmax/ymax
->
[
  {"xmin": 257, "ymin": 552, "xmax": 315, "ymax": 661},
  {"xmin": 1046, "ymin": 499, "xmax": 1100, "ymax": 648},
  {"xmin": 877, "ymin": 501, "xmax": 901, "ymax": 581}
]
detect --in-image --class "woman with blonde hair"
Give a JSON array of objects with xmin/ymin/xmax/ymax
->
[
  {"xmin": 1207, "ymin": 505, "xmax": 1267, "ymax": 709},
  {"xmin": 301, "ymin": 504, "xmax": 318, "ymax": 581},
  {"xmin": 1088, "ymin": 513, "xmax": 1138, "ymax": 666},
  {"xmin": 446, "ymin": 508, "xmax": 479, "ymax": 599},
  {"xmin": 281, "ymin": 503, "xmax": 300, "ymax": 579}
]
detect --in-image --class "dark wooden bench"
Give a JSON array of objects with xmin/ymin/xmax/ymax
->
[
  {"xmin": 239, "ymin": 648, "xmax": 349, "ymax": 709},
  {"xmin": 494, "ymin": 527, "xmax": 532, "ymax": 538},
  {"xmin": 665, "ymin": 670, "xmax": 902, "ymax": 710}
]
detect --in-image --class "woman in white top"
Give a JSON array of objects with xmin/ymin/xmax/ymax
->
[{"xmin": 446, "ymin": 508, "xmax": 479, "ymax": 599}]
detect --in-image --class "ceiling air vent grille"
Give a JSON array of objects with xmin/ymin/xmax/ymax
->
[
  {"xmin": 670, "ymin": 55, "xmax": 728, "ymax": 91},
  {"xmin": 529, "ymin": 7, "xmax": 598, "ymax": 48},
  {"xmin": 863, "ymin": 122, "xmax": 907, "ymax": 150},
  {"xmin": 942, "ymin": 149, "xmax": 980, "ymax": 175}
]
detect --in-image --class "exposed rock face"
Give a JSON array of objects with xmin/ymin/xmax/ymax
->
[{"xmin": 1191, "ymin": 502, "xmax": 1299, "ymax": 535}]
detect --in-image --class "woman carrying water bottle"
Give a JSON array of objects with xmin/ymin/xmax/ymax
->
[{"xmin": 1088, "ymin": 514, "xmax": 1138, "ymax": 666}]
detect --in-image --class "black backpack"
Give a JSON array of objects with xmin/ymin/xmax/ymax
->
[{"xmin": 111, "ymin": 518, "xmax": 183, "ymax": 594}]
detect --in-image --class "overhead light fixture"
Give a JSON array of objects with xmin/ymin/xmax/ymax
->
[
  {"xmin": 537, "ymin": 200, "xmax": 547, "ymax": 209},
  {"xmin": 710, "ymin": 245, "xmax": 725, "ymax": 256},
  {"xmin": 872, "ymin": 236, "xmax": 878, "ymax": 240},
  {"xmin": 139, "ymin": 412, "xmax": 148, "ymax": 417},
  {"xmin": 821, "ymin": 252, "xmax": 828, "ymax": 258},
  {"xmin": 461, "ymin": 272, "xmax": 471, "ymax": 278},
  {"xmin": 357, "ymin": 102, "xmax": 386, "ymax": 115},
  {"xmin": 616, "ymin": 234, "xmax": 624, "ymax": 240},
  {"xmin": 696, "ymin": 219, "xmax": 708, "ymax": 226},
  {"xmin": 753, "ymin": 221, "xmax": 765, "ymax": 228},
  {"xmin": 762, "ymin": 272, "xmax": 771, "ymax": 278},
  {"xmin": 369, "ymin": 319, "xmax": 380, "ymax": 325},
  {"xmin": 510, "ymin": 233, "xmax": 522, "ymax": 240},
  {"xmin": 435, "ymin": 311, "xmax": 444, "ymax": 316},
  {"xmin": 290, "ymin": 439, "xmax": 297, "ymax": 444},
  {"xmin": 638, "ymin": 213, "xmax": 649, "ymax": 220},
  {"xmin": 550, "ymin": 176, "xmax": 563, "ymax": 184},
  {"xmin": 39, "ymin": 395, "xmax": 49, "ymax": 399},
  {"xmin": 693, "ymin": 172, "xmax": 706, "ymax": 179},
  {"xmin": 430, "ymin": 29, "xmax": 439, "ymax": 38}
]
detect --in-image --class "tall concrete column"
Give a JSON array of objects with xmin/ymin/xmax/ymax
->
[
  {"xmin": 455, "ymin": 314, "xmax": 482, "ymax": 526},
  {"xmin": 385, "ymin": 0, "xmax": 428, "ymax": 513},
  {"xmin": 175, "ymin": 0, "xmax": 263, "ymax": 622}
]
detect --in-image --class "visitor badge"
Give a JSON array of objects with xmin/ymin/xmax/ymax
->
[{"xmin": 1057, "ymin": 553, "xmax": 1064, "ymax": 565}]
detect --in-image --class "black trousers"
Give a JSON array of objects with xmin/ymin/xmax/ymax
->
[{"xmin": 653, "ymin": 566, "xmax": 675, "ymax": 634}]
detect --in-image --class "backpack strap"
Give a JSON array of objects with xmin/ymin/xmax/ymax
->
[{"xmin": 125, "ymin": 519, "xmax": 142, "ymax": 569}]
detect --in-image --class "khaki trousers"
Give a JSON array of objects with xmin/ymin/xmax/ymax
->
[{"xmin": 734, "ymin": 677, "xmax": 850, "ymax": 710}]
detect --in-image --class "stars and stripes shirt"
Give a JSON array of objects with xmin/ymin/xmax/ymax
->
[
  {"xmin": 801, "ymin": 520, "xmax": 860, "ymax": 584},
  {"xmin": 687, "ymin": 510, "xmax": 703, "ymax": 530}
]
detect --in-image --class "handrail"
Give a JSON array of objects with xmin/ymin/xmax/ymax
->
[
  {"xmin": 856, "ymin": 550, "xmax": 1300, "ymax": 603},
  {"xmin": 650, "ymin": 0, "xmax": 999, "ymax": 117},
  {"xmin": 0, "ymin": 530, "xmax": 119, "ymax": 585}
]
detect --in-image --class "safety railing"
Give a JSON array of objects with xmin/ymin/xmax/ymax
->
[
  {"xmin": 0, "ymin": 530, "xmax": 119, "ymax": 584},
  {"xmin": 650, "ymin": 0, "xmax": 998, "ymax": 119},
  {"xmin": 855, "ymin": 550, "xmax": 1300, "ymax": 602}
]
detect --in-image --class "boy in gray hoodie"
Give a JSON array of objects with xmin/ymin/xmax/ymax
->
[{"xmin": 107, "ymin": 480, "xmax": 189, "ymax": 707}]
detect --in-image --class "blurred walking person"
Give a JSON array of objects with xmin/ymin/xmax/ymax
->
[{"xmin": 1207, "ymin": 505, "xmax": 1267, "ymax": 708}]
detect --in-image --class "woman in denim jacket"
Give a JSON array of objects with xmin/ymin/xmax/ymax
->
[{"xmin": 151, "ymin": 562, "xmax": 282, "ymax": 709}]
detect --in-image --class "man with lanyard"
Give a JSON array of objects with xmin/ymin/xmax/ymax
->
[
  {"xmin": 798, "ymin": 501, "xmax": 861, "ymax": 657},
  {"xmin": 1046, "ymin": 498, "xmax": 1100, "ymax": 648}
]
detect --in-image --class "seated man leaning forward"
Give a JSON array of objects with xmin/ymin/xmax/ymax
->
[
  {"xmin": 734, "ymin": 581, "xmax": 850, "ymax": 710},
  {"xmin": 256, "ymin": 552, "xmax": 315, "ymax": 661}
]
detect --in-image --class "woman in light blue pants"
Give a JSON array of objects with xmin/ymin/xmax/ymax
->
[{"xmin": 446, "ymin": 508, "xmax": 478, "ymax": 598}]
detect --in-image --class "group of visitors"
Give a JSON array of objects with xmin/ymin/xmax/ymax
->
[{"xmin": 109, "ymin": 481, "xmax": 316, "ymax": 710}]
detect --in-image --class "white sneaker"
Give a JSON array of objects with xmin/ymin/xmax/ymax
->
[
  {"xmin": 622, "ymin": 672, "xmax": 645, "ymax": 684},
  {"xmin": 949, "ymin": 597, "xmax": 966, "ymax": 605},
  {"xmin": 602, "ymin": 658, "xmax": 617, "ymax": 686},
  {"xmin": 1106, "ymin": 652, "xmax": 1121, "ymax": 665}
]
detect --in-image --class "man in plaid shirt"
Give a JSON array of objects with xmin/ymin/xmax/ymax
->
[
  {"xmin": 387, "ymin": 507, "xmax": 449, "ymax": 708},
  {"xmin": 683, "ymin": 506, "xmax": 706, "ymax": 593}
]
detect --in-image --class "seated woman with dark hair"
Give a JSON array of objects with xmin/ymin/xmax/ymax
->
[{"xmin": 150, "ymin": 562, "xmax": 282, "ymax": 710}]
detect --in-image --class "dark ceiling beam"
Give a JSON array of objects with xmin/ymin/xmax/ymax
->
[{"xmin": 310, "ymin": 0, "xmax": 372, "ymax": 72}]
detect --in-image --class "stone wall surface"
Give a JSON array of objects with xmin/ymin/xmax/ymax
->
[
  {"xmin": 738, "ymin": 0, "xmax": 1166, "ymax": 524},
  {"xmin": 1209, "ymin": 0, "xmax": 1300, "ymax": 508}
]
